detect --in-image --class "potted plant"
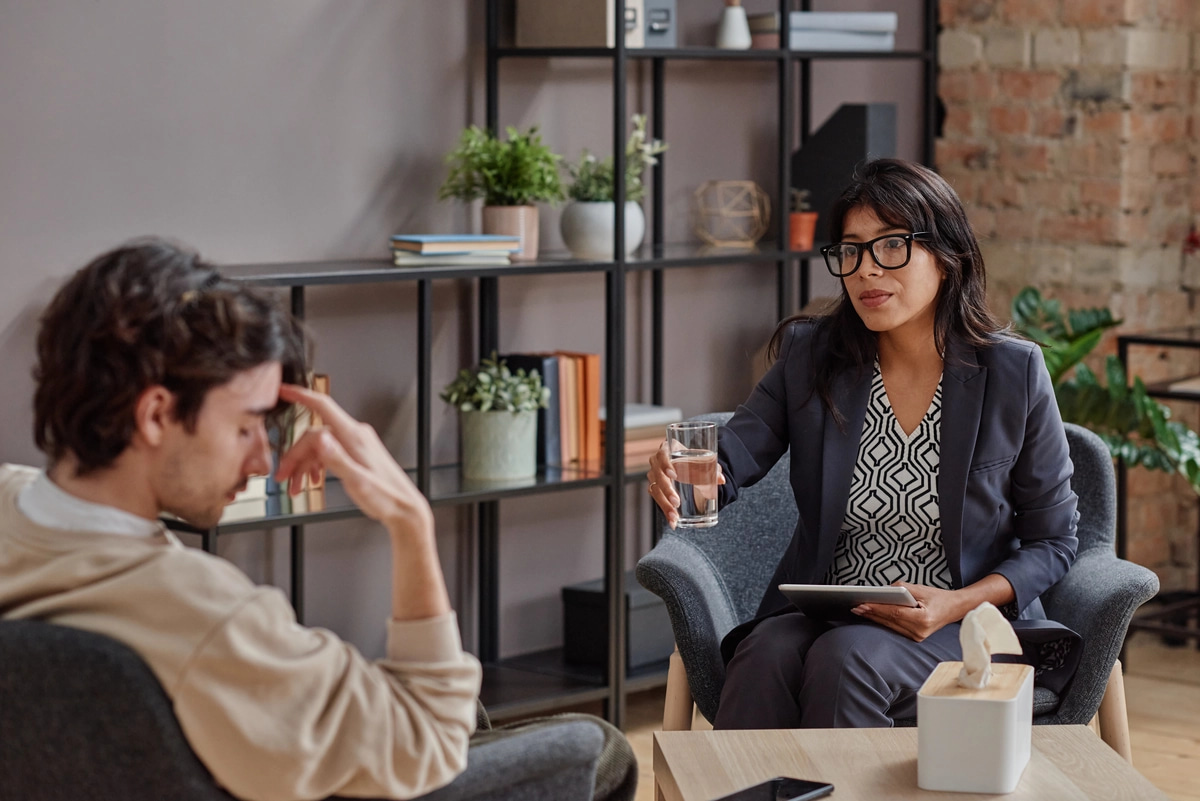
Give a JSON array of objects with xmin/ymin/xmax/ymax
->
[
  {"xmin": 788, "ymin": 188, "xmax": 819, "ymax": 252},
  {"xmin": 1011, "ymin": 287, "xmax": 1200, "ymax": 495},
  {"xmin": 441, "ymin": 353, "xmax": 551, "ymax": 481},
  {"xmin": 438, "ymin": 125, "xmax": 565, "ymax": 261},
  {"xmin": 559, "ymin": 114, "xmax": 667, "ymax": 260}
]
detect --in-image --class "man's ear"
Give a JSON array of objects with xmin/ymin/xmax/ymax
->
[{"xmin": 133, "ymin": 386, "xmax": 177, "ymax": 448}]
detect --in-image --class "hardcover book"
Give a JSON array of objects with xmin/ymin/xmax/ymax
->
[
  {"xmin": 500, "ymin": 353, "xmax": 563, "ymax": 467},
  {"xmin": 390, "ymin": 234, "xmax": 520, "ymax": 254},
  {"xmin": 392, "ymin": 251, "xmax": 512, "ymax": 266},
  {"xmin": 557, "ymin": 351, "xmax": 601, "ymax": 468}
]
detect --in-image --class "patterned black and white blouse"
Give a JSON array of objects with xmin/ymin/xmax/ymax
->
[{"xmin": 824, "ymin": 363, "xmax": 952, "ymax": 589}]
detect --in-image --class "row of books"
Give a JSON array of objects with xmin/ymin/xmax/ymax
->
[
  {"xmin": 390, "ymin": 234, "xmax": 519, "ymax": 267},
  {"xmin": 748, "ymin": 11, "xmax": 898, "ymax": 52},
  {"xmin": 499, "ymin": 353, "xmax": 684, "ymax": 472},
  {"xmin": 502, "ymin": 352, "xmax": 600, "ymax": 469}
]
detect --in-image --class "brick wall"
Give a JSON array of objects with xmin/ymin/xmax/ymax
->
[{"xmin": 938, "ymin": 0, "xmax": 1200, "ymax": 590}]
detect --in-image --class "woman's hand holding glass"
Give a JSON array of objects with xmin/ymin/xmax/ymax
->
[{"xmin": 647, "ymin": 438, "xmax": 725, "ymax": 530}]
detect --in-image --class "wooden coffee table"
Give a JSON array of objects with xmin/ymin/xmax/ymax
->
[{"xmin": 653, "ymin": 726, "xmax": 1166, "ymax": 801}]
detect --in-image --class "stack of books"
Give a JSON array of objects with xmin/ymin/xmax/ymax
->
[
  {"xmin": 748, "ymin": 11, "xmax": 898, "ymax": 52},
  {"xmin": 390, "ymin": 234, "xmax": 520, "ymax": 266},
  {"xmin": 599, "ymin": 403, "xmax": 684, "ymax": 471}
]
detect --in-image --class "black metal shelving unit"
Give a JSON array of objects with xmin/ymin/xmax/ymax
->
[
  {"xmin": 168, "ymin": 0, "xmax": 937, "ymax": 729},
  {"xmin": 1117, "ymin": 328, "xmax": 1200, "ymax": 650}
]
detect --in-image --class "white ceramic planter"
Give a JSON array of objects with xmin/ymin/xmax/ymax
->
[
  {"xmin": 560, "ymin": 200, "xmax": 645, "ymax": 260},
  {"xmin": 460, "ymin": 409, "xmax": 538, "ymax": 481},
  {"xmin": 918, "ymin": 661, "xmax": 1034, "ymax": 794}
]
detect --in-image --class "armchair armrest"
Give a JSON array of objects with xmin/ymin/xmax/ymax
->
[
  {"xmin": 1038, "ymin": 551, "xmax": 1159, "ymax": 724},
  {"xmin": 637, "ymin": 534, "xmax": 739, "ymax": 722}
]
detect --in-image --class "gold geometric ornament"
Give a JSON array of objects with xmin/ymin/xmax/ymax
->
[{"xmin": 691, "ymin": 180, "xmax": 771, "ymax": 248}]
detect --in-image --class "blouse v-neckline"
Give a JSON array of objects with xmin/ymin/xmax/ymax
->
[{"xmin": 874, "ymin": 361, "xmax": 943, "ymax": 443}]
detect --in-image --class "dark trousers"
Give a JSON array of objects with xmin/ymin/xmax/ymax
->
[
  {"xmin": 474, "ymin": 704, "xmax": 637, "ymax": 801},
  {"xmin": 714, "ymin": 611, "xmax": 962, "ymax": 729}
]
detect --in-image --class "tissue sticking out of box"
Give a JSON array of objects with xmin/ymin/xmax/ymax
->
[{"xmin": 957, "ymin": 602, "xmax": 1023, "ymax": 689}]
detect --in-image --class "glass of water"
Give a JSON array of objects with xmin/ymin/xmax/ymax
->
[{"xmin": 666, "ymin": 421, "xmax": 719, "ymax": 528}]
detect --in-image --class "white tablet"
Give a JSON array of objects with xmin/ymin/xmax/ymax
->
[{"xmin": 779, "ymin": 583, "xmax": 918, "ymax": 621}]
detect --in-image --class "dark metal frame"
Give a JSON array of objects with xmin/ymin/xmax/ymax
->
[{"xmin": 1117, "ymin": 329, "xmax": 1200, "ymax": 648}]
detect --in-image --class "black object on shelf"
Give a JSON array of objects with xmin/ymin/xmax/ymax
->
[
  {"xmin": 562, "ymin": 570, "xmax": 674, "ymax": 672},
  {"xmin": 791, "ymin": 103, "xmax": 898, "ymax": 237}
]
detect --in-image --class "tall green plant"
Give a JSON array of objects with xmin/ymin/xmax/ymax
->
[
  {"xmin": 1011, "ymin": 287, "xmax": 1200, "ymax": 494},
  {"xmin": 438, "ymin": 125, "xmax": 565, "ymax": 207}
]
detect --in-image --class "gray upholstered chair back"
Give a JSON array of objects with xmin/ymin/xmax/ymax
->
[
  {"xmin": 0, "ymin": 619, "xmax": 605, "ymax": 801},
  {"xmin": 1060, "ymin": 422, "xmax": 1117, "ymax": 555},
  {"xmin": 636, "ymin": 412, "xmax": 796, "ymax": 722},
  {"xmin": 0, "ymin": 619, "xmax": 239, "ymax": 800}
]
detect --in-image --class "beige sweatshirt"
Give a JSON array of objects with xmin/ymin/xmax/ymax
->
[{"xmin": 0, "ymin": 465, "xmax": 482, "ymax": 801}]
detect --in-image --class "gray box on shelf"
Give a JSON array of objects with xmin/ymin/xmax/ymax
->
[
  {"xmin": 643, "ymin": 0, "xmax": 676, "ymax": 48},
  {"xmin": 562, "ymin": 570, "xmax": 674, "ymax": 671}
]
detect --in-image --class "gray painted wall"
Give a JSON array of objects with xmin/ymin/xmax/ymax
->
[{"xmin": 0, "ymin": 0, "xmax": 922, "ymax": 658}]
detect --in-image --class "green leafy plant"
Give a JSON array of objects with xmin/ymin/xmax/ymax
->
[
  {"xmin": 440, "ymin": 352, "xmax": 551, "ymax": 413},
  {"xmin": 564, "ymin": 114, "xmax": 668, "ymax": 204},
  {"xmin": 438, "ymin": 126, "xmax": 565, "ymax": 207},
  {"xmin": 789, "ymin": 188, "xmax": 812, "ymax": 213},
  {"xmin": 1011, "ymin": 286, "xmax": 1200, "ymax": 494}
]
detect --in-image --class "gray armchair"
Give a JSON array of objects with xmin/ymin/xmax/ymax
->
[
  {"xmin": 636, "ymin": 415, "xmax": 1158, "ymax": 761},
  {"xmin": 0, "ymin": 619, "xmax": 604, "ymax": 801}
]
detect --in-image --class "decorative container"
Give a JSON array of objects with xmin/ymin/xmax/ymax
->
[
  {"xmin": 788, "ymin": 210, "xmax": 819, "ymax": 252},
  {"xmin": 716, "ymin": 0, "xmax": 752, "ymax": 50},
  {"xmin": 917, "ymin": 661, "xmax": 1034, "ymax": 794},
  {"xmin": 560, "ymin": 200, "xmax": 646, "ymax": 260},
  {"xmin": 460, "ymin": 409, "xmax": 538, "ymax": 481},
  {"xmin": 483, "ymin": 205, "xmax": 540, "ymax": 261}
]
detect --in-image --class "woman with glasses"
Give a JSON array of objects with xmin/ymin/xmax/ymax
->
[{"xmin": 647, "ymin": 158, "xmax": 1081, "ymax": 729}]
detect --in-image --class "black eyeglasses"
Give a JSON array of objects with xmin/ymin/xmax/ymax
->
[{"xmin": 820, "ymin": 232, "xmax": 929, "ymax": 277}]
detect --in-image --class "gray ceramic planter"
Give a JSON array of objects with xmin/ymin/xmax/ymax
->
[{"xmin": 459, "ymin": 409, "xmax": 538, "ymax": 480}]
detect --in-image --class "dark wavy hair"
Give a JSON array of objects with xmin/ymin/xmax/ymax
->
[
  {"xmin": 769, "ymin": 158, "xmax": 1004, "ymax": 424},
  {"xmin": 34, "ymin": 238, "xmax": 309, "ymax": 475}
]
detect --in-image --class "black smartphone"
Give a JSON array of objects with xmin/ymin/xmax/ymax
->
[{"xmin": 712, "ymin": 776, "xmax": 835, "ymax": 801}]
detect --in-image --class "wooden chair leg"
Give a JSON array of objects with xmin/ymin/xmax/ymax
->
[
  {"xmin": 662, "ymin": 647, "xmax": 695, "ymax": 731},
  {"xmin": 1096, "ymin": 659, "xmax": 1133, "ymax": 764}
]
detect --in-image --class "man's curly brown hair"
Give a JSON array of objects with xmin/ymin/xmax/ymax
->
[{"xmin": 34, "ymin": 238, "xmax": 309, "ymax": 475}]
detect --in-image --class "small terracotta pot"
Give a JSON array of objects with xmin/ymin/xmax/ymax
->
[
  {"xmin": 483, "ymin": 205, "xmax": 539, "ymax": 261},
  {"xmin": 789, "ymin": 211, "xmax": 819, "ymax": 253}
]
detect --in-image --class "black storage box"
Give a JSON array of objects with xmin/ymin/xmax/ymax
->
[{"xmin": 562, "ymin": 570, "xmax": 674, "ymax": 671}]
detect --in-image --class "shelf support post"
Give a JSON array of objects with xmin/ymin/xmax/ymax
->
[
  {"xmin": 605, "ymin": 0, "xmax": 629, "ymax": 729},
  {"xmin": 417, "ymin": 279, "xmax": 432, "ymax": 494},
  {"xmin": 290, "ymin": 286, "xmax": 307, "ymax": 623}
]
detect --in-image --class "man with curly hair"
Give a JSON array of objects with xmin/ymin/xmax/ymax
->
[
  {"xmin": 1, "ymin": 238, "xmax": 638, "ymax": 801},
  {"xmin": 0, "ymin": 239, "xmax": 502, "ymax": 800}
]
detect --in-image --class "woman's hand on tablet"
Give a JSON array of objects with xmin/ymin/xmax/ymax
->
[{"xmin": 851, "ymin": 582, "xmax": 959, "ymax": 642}]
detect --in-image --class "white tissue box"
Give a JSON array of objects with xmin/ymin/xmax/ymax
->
[{"xmin": 917, "ymin": 661, "xmax": 1034, "ymax": 794}]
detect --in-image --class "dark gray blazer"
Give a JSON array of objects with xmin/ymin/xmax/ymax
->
[{"xmin": 717, "ymin": 321, "xmax": 1080, "ymax": 635}]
